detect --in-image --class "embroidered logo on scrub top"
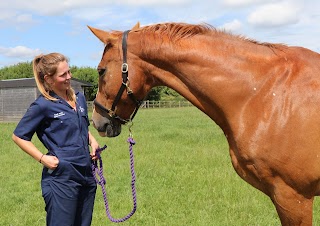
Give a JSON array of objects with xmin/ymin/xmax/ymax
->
[
  {"xmin": 53, "ymin": 112, "xmax": 66, "ymax": 118},
  {"xmin": 79, "ymin": 106, "xmax": 84, "ymax": 112}
]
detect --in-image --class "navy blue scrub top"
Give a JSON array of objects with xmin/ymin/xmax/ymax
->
[{"xmin": 14, "ymin": 91, "xmax": 91, "ymax": 165}]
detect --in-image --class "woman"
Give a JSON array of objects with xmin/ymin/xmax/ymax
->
[{"xmin": 12, "ymin": 53, "xmax": 100, "ymax": 226}]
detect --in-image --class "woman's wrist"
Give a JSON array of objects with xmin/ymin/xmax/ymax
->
[{"xmin": 39, "ymin": 154, "xmax": 44, "ymax": 163}]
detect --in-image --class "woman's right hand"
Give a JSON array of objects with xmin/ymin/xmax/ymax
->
[{"xmin": 40, "ymin": 155, "xmax": 59, "ymax": 170}]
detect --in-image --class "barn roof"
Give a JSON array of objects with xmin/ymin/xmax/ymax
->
[{"xmin": 0, "ymin": 77, "xmax": 93, "ymax": 88}]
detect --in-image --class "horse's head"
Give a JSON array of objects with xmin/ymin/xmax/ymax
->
[{"xmin": 88, "ymin": 23, "xmax": 149, "ymax": 137}]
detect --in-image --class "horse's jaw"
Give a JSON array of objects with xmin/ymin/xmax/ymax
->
[{"xmin": 92, "ymin": 111, "xmax": 122, "ymax": 137}]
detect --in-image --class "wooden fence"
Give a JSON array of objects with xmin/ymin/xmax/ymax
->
[{"xmin": 87, "ymin": 100, "xmax": 193, "ymax": 109}]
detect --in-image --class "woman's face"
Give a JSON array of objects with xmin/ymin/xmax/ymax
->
[{"xmin": 49, "ymin": 60, "xmax": 72, "ymax": 94}]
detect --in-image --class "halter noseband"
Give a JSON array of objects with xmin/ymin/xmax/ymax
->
[{"xmin": 93, "ymin": 30, "xmax": 143, "ymax": 124}]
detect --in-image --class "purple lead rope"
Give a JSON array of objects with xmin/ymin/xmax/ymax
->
[{"xmin": 91, "ymin": 137, "xmax": 137, "ymax": 223}]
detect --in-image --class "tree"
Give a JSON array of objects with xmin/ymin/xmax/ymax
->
[
  {"xmin": 71, "ymin": 67, "xmax": 98, "ymax": 101},
  {"xmin": 0, "ymin": 62, "xmax": 33, "ymax": 80},
  {"xmin": 147, "ymin": 86, "xmax": 162, "ymax": 101}
]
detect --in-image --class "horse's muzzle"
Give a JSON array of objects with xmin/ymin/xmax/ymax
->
[{"xmin": 92, "ymin": 111, "xmax": 122, "ymax": 137}]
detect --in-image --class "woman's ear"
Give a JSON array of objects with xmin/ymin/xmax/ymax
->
[
  {"xmin": 44, "ymin": 75, "xmax": 53, "ymax": 86},
  {"xmin": 43, "ymin": 75, "xmax": 52, "ymax": 83}
]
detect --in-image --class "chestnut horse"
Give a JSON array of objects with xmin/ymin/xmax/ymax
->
[{"xmin": 88, "ymin": 22, "xmax": 320, "ymax": 225}]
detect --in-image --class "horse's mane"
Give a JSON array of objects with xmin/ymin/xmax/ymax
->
[
  {"xmin": 140, "ymin": 22, "xmax": 213, "ymax": 40},
  {"xmin": 137, "ymin": 22, "xmax": 284, "ymax": 49},
  {"xmin": 108, "ymin": 22, "xmax": 284, "ymax": 50}
]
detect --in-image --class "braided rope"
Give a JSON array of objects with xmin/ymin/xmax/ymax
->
[{"xmin": 91, "ymin": 137, "xmax": 137, "ymax": 223}]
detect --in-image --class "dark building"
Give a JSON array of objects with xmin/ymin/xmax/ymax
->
[{"xmin": 0, "ymin": 78, "xmax": 92, "ymax": 122}]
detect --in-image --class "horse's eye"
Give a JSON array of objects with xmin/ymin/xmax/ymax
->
[{"xmin": 98, "ymin": 68, "xmax": 107, "ymax": 77}]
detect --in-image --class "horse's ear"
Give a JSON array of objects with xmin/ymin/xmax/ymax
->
[
  {"xmin": 131, "ymin": 22, "xmax": 140, "ymax": 31},
  {"xmin": 87, "ymin": 26, "xmax": 112, "ymax": 44}
]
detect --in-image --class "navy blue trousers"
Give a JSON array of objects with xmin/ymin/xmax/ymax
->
[{"xmin": 41, "ymin": 160, "xmax": 97, "ymax": 226}]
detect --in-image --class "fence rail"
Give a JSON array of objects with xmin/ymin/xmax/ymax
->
[
  {"xmin": 141, "ymin": 100, "xmax": 192, "ymax": 108},
  {"xmin": 87, "ymin": 100, "xmax": 193, "ymax": 109}
]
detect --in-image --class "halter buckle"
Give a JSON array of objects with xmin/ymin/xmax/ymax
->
[{"xmin": 122, "ymin": 63, "xmax": 129, "ymax": 73}]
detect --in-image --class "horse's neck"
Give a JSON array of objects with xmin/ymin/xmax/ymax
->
[{"xmin": 140, "ymin": 35, "xmax": 280, "ymax": 130}]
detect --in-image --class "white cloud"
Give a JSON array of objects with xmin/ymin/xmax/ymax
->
[
  {"xmin": 223, "ymin": 0, "xmax": 276, "ymax": 7},
  {"xmin": 118, "ymin": 0, "xmax": 191, "ymax": 6},
  {"xmin": 0, "ymin": 46, "xmax": 42, "ymax": 59},
  {"xmin": 70, "ymin": 8, "xmax": 111, "ymax": 21},
  {"xmin": 0, "ymin": 10, "xmax": 37, "ymax": 30},
  {"xmin": 0, "ymin": 0, "xmax": 197, "ymax": 30},
  {"xmin": 247, "ymin": 1, "xmax": 301, "ymax": 27},
  {"xmin": 0, "ymin": 11, "xmax": 16, "ymax": 20},
  {"xmin": 15, "ymin": 14, "xmax": 38, "ymax": 29},
  {"xmin": 0, "ymin": 0, "xmax": 193, "ymax": 16},
  {"xmin": 219, "ymin": 19, "xmax": 243, "ymax": 33}
]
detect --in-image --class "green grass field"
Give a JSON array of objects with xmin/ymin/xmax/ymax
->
[{"xmin": 1, "ymin": 107, "xmax": 320, "ymax": 225}]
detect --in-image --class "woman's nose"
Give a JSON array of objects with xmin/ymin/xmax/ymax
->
[{"xmin": 66, "ymin": 71, "xmax": 72, "ymax": 79}]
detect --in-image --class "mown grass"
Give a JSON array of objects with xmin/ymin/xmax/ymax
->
[{"xmin": 1, "ymin": 107, "xmax": 320, "ymax": 225}]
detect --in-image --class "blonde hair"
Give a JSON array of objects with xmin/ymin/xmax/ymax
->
[{"xmin": 33, "ymin": 53, "xmax": 76, "ymax": 102}]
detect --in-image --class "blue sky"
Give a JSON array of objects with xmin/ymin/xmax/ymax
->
[{"xmin": 0, "ymin": 0, "xmax": 319, "ymax": 69}]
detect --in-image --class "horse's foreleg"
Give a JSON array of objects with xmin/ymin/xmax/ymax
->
[{"xmin": 271, "ymin": 183, "xmax": 314, "ymax": 226}]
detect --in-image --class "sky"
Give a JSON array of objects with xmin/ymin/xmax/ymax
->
[{"xmin": 0, "ymin": 0, "xmax": 319, "ymax": 69}]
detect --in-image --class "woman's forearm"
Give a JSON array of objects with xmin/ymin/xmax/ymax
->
[{"xmin": 12, "ymin": 133, "xmax": 43, "ymax": 162}]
